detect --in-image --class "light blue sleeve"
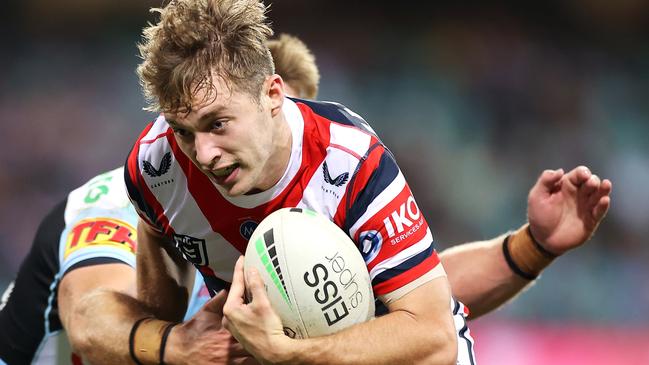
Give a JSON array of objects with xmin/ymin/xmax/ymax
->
[
  {"xmin": 58, "ymin": 205, "xmax": 139, "ymax": 275},
  {"xmin": 184, "ymin": 270, "xmax": 211, "ymax": 321}
]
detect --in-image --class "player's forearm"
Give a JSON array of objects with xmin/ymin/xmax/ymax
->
[
  {"xmin": 269, "ymin": 279, "xmax": 457, "ymax": 365},
  {"xmin": 64, "ymin": 289, "xmax": 152, "ymax": 365},
  {"xmin": 440, "ymin": 234, "xmax": 530, "ymax": 319},
  {"xmin": 136, "ymin": 221, "xmax": 192, "ymax": 321}
]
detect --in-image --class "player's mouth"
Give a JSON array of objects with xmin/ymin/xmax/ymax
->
[{"xmin": 210, "ymin": 163, "xmax": 240, "ymax": 184}]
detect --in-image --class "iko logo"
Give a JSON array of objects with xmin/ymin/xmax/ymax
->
[
  {"xmin": 143, "ymin": 152, "xmax": 172, "ymax": 177},
  {"xmin": 239, "ymin": 220, "xmax": 258, "ymax": 240},
  {"xmin": 358, "ymin": 230, "xmax": 382, "ymax": 263},
  {"xmin": 383, "ymin": 195, "xmax": 422, "ymax": 239},
  {"xmin": 322, "ymin": 161, "xmax": 349, "ymax": 187},
  {"xmin": 172, "ymin": 233, "xmax": 209, "ymax": 266}
]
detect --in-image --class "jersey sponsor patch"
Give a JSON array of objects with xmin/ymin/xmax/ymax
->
[{"xmin": 64, "ymin": 218, "xmax": 137, "ymax": 259}]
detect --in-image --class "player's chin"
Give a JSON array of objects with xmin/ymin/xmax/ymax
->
[{"xmin": 223, "ymin": 180, "xmax": 255, "ymax": 197}]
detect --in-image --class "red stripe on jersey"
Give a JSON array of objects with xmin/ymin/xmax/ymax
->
[
  {"xmin": 373, "ymin": 250, "xmax": 441, "ymax": 296},
  {"xmin": 127, "ymin": 122, "xmax": 155, "ymax": 189},
  {"xmin": 198, "ymin": 264, "xmax": 217, "ymax": 277},
  {"xmin": 282, "ymin": 103, "xmax": 331, "ymax": 207},
  {"xmin": 128, "ymin": 125, "xmax": 175, "ymax": 236},
  {"xmin": 360, "ymin": 184, "xmax": 430, "ymax": 272},
  {"xmin": 165, "ymin": 133, "xmax": 250, "ymax": 254},
  {"xmin": 127, "ymin": 122, "xmax": 155, "ymax": 227},
  {"xmin": 333, "ymin": 139, "xmax": 384, "ymax": 228},
  {"xmin": 163, "ymin": 104, "xmax": 331, "ymax": 254},
  {"xmin": 329, "ymin": 143, "xmax": 361, "ymax": 160},
  {"xmin": 141, "ymin": 131, "xmax": 171, "ymax": 144}
]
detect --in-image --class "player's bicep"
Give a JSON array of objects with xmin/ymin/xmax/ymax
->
[{"xmin": 384, "ymin": 275, "xmax": 457, "ymax": 360}]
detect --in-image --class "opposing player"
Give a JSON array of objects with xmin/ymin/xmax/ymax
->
[
  {"xmin": 268, "ymin": 33, "xmax": 320, "ymax": 99},
  {"xmin": 0, "ymin": 168, "xmax": 222, "ymax": 364}
]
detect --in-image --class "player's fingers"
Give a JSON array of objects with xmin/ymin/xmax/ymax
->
[
  {"xmin": 204, "ymin": 288, "xmax": 228, "ymax": 316},
  {"xmin": 599, "ymin": 179, "xmax": 613, "ymax": 196},
  {"xmin": 580, "ymin": 174, "xmax": 601, "ymax": 199},
  {"xmin": 566, "ymin": 165, "xmax": 591, "ymax": 186},
  {"xmin": 592, "ymin": 195, "xmax": 611, "ymax": 222},
  {"xmin": 227, "ymin": 256, "xmax": 246, "ymax": 305},
  {"xmin": 536, "ymin": 168, "xmax": 564, "ymax": 192},
  {"xmin": 245, "ymin": 267, "xmax": 270, "ymax": 308}
]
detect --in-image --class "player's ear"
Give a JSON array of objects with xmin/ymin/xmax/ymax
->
[{"xmin": 266, "ymin": 74, "xmax": 285, "ymax": 117}]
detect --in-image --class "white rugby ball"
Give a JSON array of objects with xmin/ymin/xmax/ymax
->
[{"xmin": 244, "ymin": 207, "xmax": 375, "ymax": 339}]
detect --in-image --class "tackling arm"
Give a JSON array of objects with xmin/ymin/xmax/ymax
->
[
  {"xmin": 440, "ymin": 166, "xmax": 612, "ymax": 320},
  {"xmin": 58, "ymin": 263, "xmax": 147, "ymax": 364},
  {"xmin": 136, "ymin": 218, "xmax": 195, "ymax": 321},
  {"xmin": 440, "ymin": 235, "xmax": 529, "ymax": 319}
]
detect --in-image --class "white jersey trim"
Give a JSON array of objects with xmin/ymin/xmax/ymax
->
[
  {"xmin": 368, "ymin": 228, "xmax": 434, "ymax": 281},
  {"xmin": 348, "ymin": 171, "xmax": 406, "ymax": 238}
]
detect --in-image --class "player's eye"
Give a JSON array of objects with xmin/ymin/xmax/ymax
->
[
  {"xmin": 210, "ymin": 120, "xmax": 228, "ymax": 132},
  {"xmin": 172, "ymin": 128, "xmax": 191, "ymax": 138}
]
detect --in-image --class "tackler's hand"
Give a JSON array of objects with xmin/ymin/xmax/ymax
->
[
  {"xmin": 527, "ymin": 166, "xmax": 612, "ymax": 255},
  {"xmin": 166, "ymin": 289, "xmax": 259, "ymax": 365}
]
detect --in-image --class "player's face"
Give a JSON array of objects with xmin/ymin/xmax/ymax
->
[{"xmin": 164, "ymin": 75, "xmax": 291, "ymax": 196}]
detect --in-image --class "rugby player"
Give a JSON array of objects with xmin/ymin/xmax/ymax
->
[
  {"xmin": 0, "ymin": 168, "xmax": 218, "ymax": 365},
  {"xmin": 0, "ymin": 23, "xmax": 611, "ymax": 365},
  {"xmin": 123, "ymin": 1, "xmax": 610, "ymax": 365},
  {"xmin": 268, "ymin": 34, "xmax": 320, "ymax": 100},
  {"xmin": 0, "ymin": 33, "xmax": 322, "ymax": 365}
]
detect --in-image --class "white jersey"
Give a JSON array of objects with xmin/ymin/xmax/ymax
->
[{"xmin": 0, "ymin": 167, "xmax": 209, "ymax": 365}]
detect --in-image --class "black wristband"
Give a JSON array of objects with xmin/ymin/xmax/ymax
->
[
  {"xmin": 502, "ymin": 235, "xmax": 538, "ymax": 281},
  {"xmin": 526, "ymin": 226, "xmax": 558, "ymax": 259},
  {"xmin": 159, "ymin": 323, "xmax": 178, "ymax": 365},
  {"xmin": 129, "ymin": 317, "xmax": 152, "ymax": 365}
]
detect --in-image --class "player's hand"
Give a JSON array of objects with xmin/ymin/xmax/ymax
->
[
  {"xmin": 165, "ymin": 289, "xmax": 259, "ymax": 365},
  {"xmin": 527, "ymin": 166, "xmax": 612, "ymax": 255},
  {"xmin": 223, "ymin": 256, "xmax": 292, "ymax": 365}
]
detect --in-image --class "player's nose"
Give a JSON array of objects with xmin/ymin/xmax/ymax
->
[{"xmin": 194, "ymin": 132, "xmax": 222, "ymax": 169}]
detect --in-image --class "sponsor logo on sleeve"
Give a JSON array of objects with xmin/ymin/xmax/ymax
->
[
  {"xmin": 64, "ymin": 218, "xmax": 137, "ymax": 259},
  {"xmin": 382, "ymin": 195, "xmax": 424, "ymax": 245},
  {"xmin": 358, "ymin": 230, "xmax": 382, "ymax": 263},
  {"xmin": 143, "ymin": 152, "xmax": 172, "ymax": 177}
]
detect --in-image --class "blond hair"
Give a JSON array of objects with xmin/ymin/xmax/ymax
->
[
  {"xmin": 268, "ymin": 34, "xmax": 320, "ymax": 99},
  {"xmin": 137, "ymin": 0, "xmax": 274, "ymax": 113}
]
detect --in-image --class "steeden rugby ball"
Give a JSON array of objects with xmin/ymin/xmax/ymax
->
[{"xmin": 244, "ymin": 207, "xmax": 375, "ymax": 339}]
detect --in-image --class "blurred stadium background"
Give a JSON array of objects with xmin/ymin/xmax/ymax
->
[{"xmin": 1, "ymin": 0, "xmax": 648, "ymax": 363}]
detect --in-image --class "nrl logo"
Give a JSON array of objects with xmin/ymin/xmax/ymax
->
[
  {"xmin": 143, "ymin": 152, "xmax": 172, "ymax": 177},
  {"xmin": 172, "ymin": 233, "xmax": 209, "ymax": 266},
  {"xmin": 322, "ymin": 161, "xmax": 349, "ymax": 187}
]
